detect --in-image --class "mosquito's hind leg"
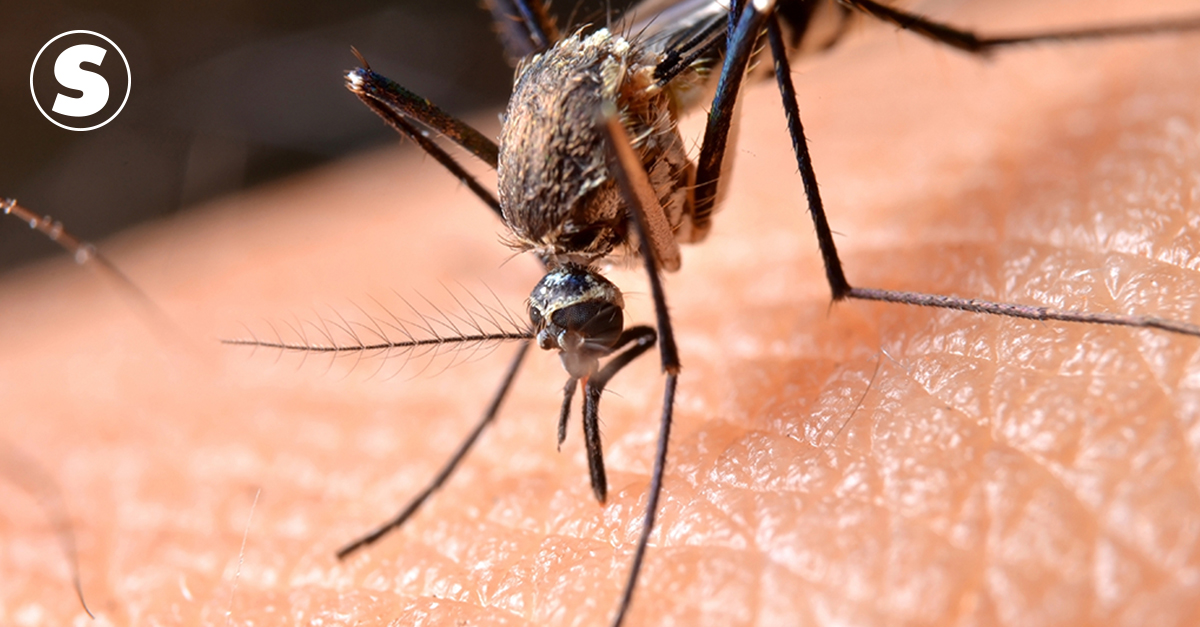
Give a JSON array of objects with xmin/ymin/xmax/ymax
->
[
  {"xmin": 840, "ymin": 0, "xmax": 1200, "ymax": 54},
  {"xmin": 760, "ymin": 7, "xmax": 1200, "ymax": 339}
]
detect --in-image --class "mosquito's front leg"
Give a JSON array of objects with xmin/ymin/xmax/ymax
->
[{"xmin": 336, "ymin": 340, "xmax": 533, "ymax": 559}]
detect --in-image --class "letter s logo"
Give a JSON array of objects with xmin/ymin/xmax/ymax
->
[
  {"xmin": 31, "ymin": 31, "xmax": 131, "ymax": 131},
  {"xmin": 52, "ymin": 44, "xmax": 110, "ymax": 118}
]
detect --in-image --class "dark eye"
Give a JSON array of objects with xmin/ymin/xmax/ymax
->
[{"xmin": 551, "ymin": 301, "xmax": 623, "ymax": 348}]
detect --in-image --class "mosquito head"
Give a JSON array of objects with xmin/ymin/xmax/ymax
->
[{"xmin": 528, "ymin": 263, "xmax": 625, "ymax": 379}]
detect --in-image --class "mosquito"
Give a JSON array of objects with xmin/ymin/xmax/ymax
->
[
  {"xmin": 241, "ymin": 0, "xmax": 1200, "ymax": 623},
  {"xmin": 12, "ymin": 0, "xmax": 1200, "ymax": 624}
]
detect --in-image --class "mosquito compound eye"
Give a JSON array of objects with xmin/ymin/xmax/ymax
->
[{"xmin": 550, "ymin": 301, "xmax": 623, "ymax": 349}]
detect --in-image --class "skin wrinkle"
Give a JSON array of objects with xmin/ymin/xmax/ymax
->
[
  {"xmin": 859, "ymin": 242, "xmax": 1195, "ymax": 623},
  {"xmin": 693, "ymin": 433, "xmax": 984, "ymax": 601}
]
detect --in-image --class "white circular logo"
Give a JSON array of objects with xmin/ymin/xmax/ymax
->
[{"xmin": 30, "ymin": 31, "xmax": 131, "ymax": 131}]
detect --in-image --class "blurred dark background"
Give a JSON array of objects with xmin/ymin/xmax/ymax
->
[{"xmin": 0, "ymin": 0, "xmax": 629, "ymax": 274}]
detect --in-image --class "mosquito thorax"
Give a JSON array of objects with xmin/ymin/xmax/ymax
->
[
  {"xmin": 498, "ymin": 27, "xmax": 695, "ymax": 268},
  {"xmin": 528, "ymin": 264, "xmax": 625, "ymax": 379}
]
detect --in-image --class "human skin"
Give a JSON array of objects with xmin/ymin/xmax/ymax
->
[{"xmin": 2, "ymin": 0, "xmax": 1200, "ymax": 625}]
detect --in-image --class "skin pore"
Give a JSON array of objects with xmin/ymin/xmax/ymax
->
[{"xmin": 2, "ymin": 0, "xmax": 1199, "ymax": 625}]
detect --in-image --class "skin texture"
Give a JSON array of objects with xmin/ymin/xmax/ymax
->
[{"xmin": 3, "ymin": 0, "xmax": 1200, "ymax": 625}]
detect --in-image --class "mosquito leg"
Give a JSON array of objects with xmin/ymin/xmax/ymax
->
[
  {"xmin": 582, "ymin": 325, "xmax": 658, "ymax": 504},
  {"xmin": 685, "ymin": 0, "xmax": 856, "ymax": 298},
  {"xmin": 558, "ymin": 377, "xmax": 577, "ymax": 451},
  {"xmin": 339, "ymin": 22, "xmax": 555, "ymax": 560},
  {"xmin": 764, "ymin": 10, "xmax": 853, "ymax": 299},
  {"xmin": 764, "ymin": 0, "xmax": 853, "ymax": 56},
  {"xmin": 846, "ymin": 288, "xmax": 1200, "ymax": 337},
  {"xmin": 0, "ymin": 441, "xmax": 94, "ymax": 618},
  {"xmin": 840, "ymin": 0, "xmax": 1200, "ymax": 54},
  {"xmin": 810, "ymin": 3, "xmax": 854, "ymax": 52},
  {"xmin": 345, "ymin": 60, "xmax": 499, "ymax": 168},
  {"xmin": 601, "ymin": 108, "xmax": 682, "ymax": 627},
  {"xmin": 484, "ymin": 0, "xmax": 560, "ymax": 64},
  {"xmin": 345, "ymin": 83, "xmax": 502, "ymax": 221},
  {"xmin": 651, "ymin": 14, "xmax": 727, "ymax": 86},
  {"xmin": 601, "ymin": 119, "xmax": 680, "ymax": 374},
  {"xmin": 690, "ymin": 1, "xmax": 767, "ymax": 239},
  {"xmin": 3, "ymin": 198, "xmax": 183, "ymax": 341},
  {"xmin": 763, "ymin": 15, "xmax": 1200, "ymax": 339},
  {"xmin": 650, "ymin": 0, "xmax": 853, "ymax": 87},
  {"xmin": 5, "ymin": 198, "xmax": 98, "ymax": 266},
  {"xmin": 336, "ymin": 340, "xmax": 531, "ymax": 559}
]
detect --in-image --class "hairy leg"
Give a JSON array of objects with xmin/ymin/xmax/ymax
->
[{"xmin": 2, "ymin": 0, "xmax": 1199, "ymax": 625}]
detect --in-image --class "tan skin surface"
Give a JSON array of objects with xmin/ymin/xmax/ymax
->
[{"xmin": 3, "ymin": 0, "xmax": 1200, "ymax": 625}]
